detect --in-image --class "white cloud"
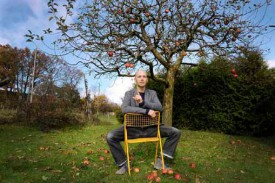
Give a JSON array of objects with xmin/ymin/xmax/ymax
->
[
  {"xmin": 267, "ymin": 60, "xmax": 275, "ymax": 68},
  {"xmin": 104, "ymin": 77, "xmax": 134, "ymax": 105}
]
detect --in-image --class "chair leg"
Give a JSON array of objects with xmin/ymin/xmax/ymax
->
[
  {"xmin": 155, "ymin": 141, "xmax": 159, "ymax": 163},
  {"xmin": 159, "ymin": 141, "xmax": 165, "ymax": 170},
  {"xmin": 125, "ymin": 142, "xmax": 131, "ymax": 175}
]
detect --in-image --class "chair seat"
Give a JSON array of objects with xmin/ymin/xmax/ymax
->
[{"xmin": 127, "ymin": 137, "xmax": 160, "ymax": 143}]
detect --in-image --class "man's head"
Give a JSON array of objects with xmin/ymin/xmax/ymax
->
[{"xmin": 134, "ymin": 70, "xmax": 148, "ymax": 88}]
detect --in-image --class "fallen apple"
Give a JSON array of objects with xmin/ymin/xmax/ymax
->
[
  {"xmin": 152, "ymin": 170, "xmax": 158, "ymax": 177},
  {"xmin": 104, "ymin": 149, "xmax": 109, "ymax": 154},
  {"xmin": 270, "ymin": 156, "xmax": 275, "ymax": 161},
  {"xmin": 230, "ymin": 140, "xmax": 235, "ymax": 144},
  {"xmin": 87, "ymin": 150, "xmax": 93, "ymax": 155},
  {"xmin": 189, "ymin": 162, "xmax": 196, "ymax": 169},
  {"xmin": 99, "ymin": 156, "xmax": 105, "ymax": 161},
  {"xmin": 162, "ymin": 169, "xmax": 168, "ymax": 174},
  {"xmin": 155, "ymin": 176, "xmax": 161, "ymax": 182},
  {"xmin": 174, "ymin": 173, "xmax": 182, "ymax": 180},
  {"xmin": 83, "ymin": 160, "xmax": 90, "ymax": 166},
  {"xmin": 147, "ymin": 174, "xmax": 154, "ymax": 181},
  {"xmin": 134, "ymin": 167, "xmax": 140, "ymax": 173},
  {"xmin": 167, "ymin": 169, "xmax": 174, "ymax": 175}
]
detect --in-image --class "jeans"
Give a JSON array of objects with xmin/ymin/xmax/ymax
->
[{"xmin": 106, "ymin": 125, "xmax": 181, "ymax": 166}]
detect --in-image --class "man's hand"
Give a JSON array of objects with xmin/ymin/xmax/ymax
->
[
  {"xmin": 148, "ymin": 110, "xmax": 156, "ymax": 118},
  {"xmin": 133, "ymin": 94, "xmax": 143, "ymax": 104}
]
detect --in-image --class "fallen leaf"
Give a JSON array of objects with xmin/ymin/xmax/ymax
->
[
  {"xmin": 42, "ymin": 176, "xmax": 48, "ymax": 181},
  {"xmin": 195, "ymin": 175, "xmax": 200, "ymax": 183}
]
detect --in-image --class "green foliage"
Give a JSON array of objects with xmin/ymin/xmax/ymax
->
[
  {"xmin": 115, "ymin": 108, "xmax": 124, "ymax": 124},
  {"xmin": 149, "ymin": 50, "xmax": 275, "ymax": 136}
]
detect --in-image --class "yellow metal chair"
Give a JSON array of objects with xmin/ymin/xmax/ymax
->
[{"xmin": 124, "ymin": 111, "xmax": 165, "ymax": 175}]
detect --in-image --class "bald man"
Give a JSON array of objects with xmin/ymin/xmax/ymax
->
[{"xmin": 106, "ymin": 70, "xmax": 181, "ymax": 174}]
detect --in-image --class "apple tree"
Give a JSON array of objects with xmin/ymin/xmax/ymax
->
[{"xmin": 29, "ymin": 0, "xmax": 271, "ymax": 126}]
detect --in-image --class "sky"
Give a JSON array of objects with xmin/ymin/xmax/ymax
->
[{"xmin": 0, "ymin": 0, "xmax": 275, "ymax": 104}]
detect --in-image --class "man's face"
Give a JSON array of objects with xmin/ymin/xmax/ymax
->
[{"xmin": 135, "ymin": 71, "xmax": 148, "ymax": 88}]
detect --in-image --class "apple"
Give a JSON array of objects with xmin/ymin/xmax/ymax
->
[
  {"xmin": 270, "ymin": 156, "xmax": 275, "ymax": 161},
  {"xmin": 152, "ymin": 170, "xmax": 158, "ymax": 177},
  {"xmin": 134, "ymin": 167, "xmax": 140, "ymax": 173},
  {"xmin": 117, "ymin": 9, "xmax": 122, "ymax": 14},
  {"xmin": 104, "ymin": 149, "xmax": 109, "ymax": 154},
  {"xmin": 189, "ymin": 162, "xmax": 196, "ymax": 169},
  {"xmin": 181, "ymin": 51, "xmax": 187, "ymax": 57},
  {"xmin": 125, "ymin": 63, "xmax": 130, "ymax": 68},
  {"xmin": 232, "ymin": 37, "xmax": 237, "ymax": 42},
  {"xmin": 162, "ymin": 169, "xmax": 168, "ymax": 174},
  {"xmin": 230, "ymin": 140, "xmax": 235, "ymax": 144},
  {"xmin": 236, "ymin": 139, "xmax": 241, "ymax": 144},
  {"xmin": 174, "ymin": 173, "xmax": 182, "ymax": 180},
  {"xmin": 167, "ymin": 169, "xmax": 174, "ymax": 175},
  {"xmin": 165, "ymin": 9, "xmax": 170, "ymax": 13},
  {"xmin": 155, "ymin": 177, "xmax": 161, "ymax": 182},
  {"xmin": 145, "ymin": 12, "xmax": 150, "ymax": 17},
  {"xmin": 83, "ymin": 160, "xmax": 90, "ymax": 166},
  {"xmin": 231, "ymin": 68, "xmax": 236, "ymax": 74},
  {"xmin": 211, "ymin": 5, "xmax": 216, "ymax": 11},
  {"xmin": 147, "ymin": 174, "xmax": 154, "ymax": 181},
  {"xmin": 216, "ymin": 20, "xmax": 220, "ymax": 24},
  {"xmin": 87, "ymin": 150, "xmax": 93, "ymax": 155},
  {"xmin": 130, "ymin": 18, "xmax": 136, "ymax": 23},
  {"xmin": 129, "ymin": 63, "xmax": 135, "ymax": 68},
  {"xmin": 233, "ymin": 74, "xmax": 238, "ymax": 78},
  {"xmin": 224, "ymin": 19, "xmax": 229, "ymax": 25},
  {"xmin": 108, "ymin": 51, "xmax": 113, "ymax": 57},
  {"xmin": 126, "ymin": 8, "xmax": 131, "ymax": 14},
  {"xmin": 198, "ymin": 51, "xmax": 204, "ymax": 56},
  {"xmin": 99, "ymin": 156, "xmax": 105, "ymax": 161},
  {"xmin": 236, "ymin": 28, "xmax": 241, "ymax": 34}
]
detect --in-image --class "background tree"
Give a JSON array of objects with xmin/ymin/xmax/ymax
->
[
  {"xmin": 147, "ymin": 48, "xmax": 275, "ymax": 136},
  {"xmin": 0, "ymin": 45, "xmax": 19, "ymax": 90},
  {"xmin": 29, "ymin": 0, "xmax": 271, "ymax": 126}
]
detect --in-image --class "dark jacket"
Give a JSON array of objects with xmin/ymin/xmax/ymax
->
[{"xmin": 121, "ymin": 88, "xmax": 163, "ymax": 114}]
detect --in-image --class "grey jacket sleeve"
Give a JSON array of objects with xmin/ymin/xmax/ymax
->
[
  {"xmin": 142, "ymin": 90, "xmax": 163, "ymax": 112},
  {"xmin": 121, "ymin": 91, "xmax": 147, "ymax": 114}
]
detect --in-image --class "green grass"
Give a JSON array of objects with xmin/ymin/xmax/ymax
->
[{"xmin": 0, "ymin": 116, "xmax": 274, "ymax": 183}]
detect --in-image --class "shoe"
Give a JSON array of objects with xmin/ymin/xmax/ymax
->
[
  {"xmin": 154, "ymin": 158, "xmax": 171, "ymax": 170},
  {"xmin": 115, "ymin": 163, "xmax": 128, "ymax": 175}
]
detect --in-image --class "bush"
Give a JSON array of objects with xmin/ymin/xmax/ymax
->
[
  {"xmin": 149, "ymin": 52, "xmax": 275, "ymax": 137},
  {"xmin": 115, "ymin": 108, "xmax": 124, "ymax": 124}
]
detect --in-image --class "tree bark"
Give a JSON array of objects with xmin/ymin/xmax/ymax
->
[{"xmin": 162, "ymin": 68, "xmax": 176, "ymax": 127}]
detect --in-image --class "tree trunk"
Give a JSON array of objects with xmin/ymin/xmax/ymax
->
[{"xmin": 162, "ymin": 68, "xmax": 176, "ymax": 127}]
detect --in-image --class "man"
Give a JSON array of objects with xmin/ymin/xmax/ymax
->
[{"xmin": 106, "ymin": 70, "xmax": 181, "ymax": 174}]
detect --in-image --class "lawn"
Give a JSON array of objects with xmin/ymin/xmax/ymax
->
[{"xmin": 0, "ymin": 115, "xmax": 274, "ymax": 183}]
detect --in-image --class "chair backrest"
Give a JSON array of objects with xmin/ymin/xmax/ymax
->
[{"xmin": 124, "ymin": 111, "xmax": 160, "ymax": 127}]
